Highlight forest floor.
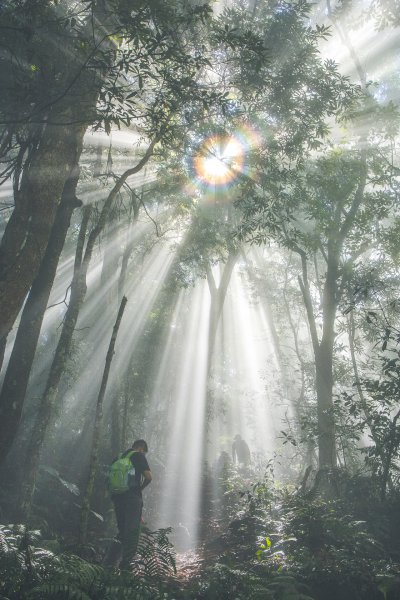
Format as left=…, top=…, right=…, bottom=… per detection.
left=175, top=549, right=204, bottom=583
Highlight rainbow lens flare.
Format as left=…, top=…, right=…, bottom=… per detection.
left=193, top=135, right=245, bottom=186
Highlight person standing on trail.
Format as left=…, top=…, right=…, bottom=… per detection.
left=216, top=450, right=232, bottom=476
left=232, top=434, right=251, bottom=466
left=109, top=439, right=152, bottom=568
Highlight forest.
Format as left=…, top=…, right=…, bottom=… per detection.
left=0, top=0, right=400, bottom=598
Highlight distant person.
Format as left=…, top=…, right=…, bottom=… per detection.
left=216, top=450, right=232, bottom=475
left=109, top=439, right=152, bottom=569
left=232, top=434, right=251, bottom=466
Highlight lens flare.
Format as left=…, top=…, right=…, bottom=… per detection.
left=193, top=135, right=245, bottom=186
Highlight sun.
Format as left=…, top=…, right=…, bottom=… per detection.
left=193, top=135, right=245, bottom=186
left=202, top=156, right=230, bottom=178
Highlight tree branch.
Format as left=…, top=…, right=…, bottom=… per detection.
left=339, top=155, right=367, bottom=242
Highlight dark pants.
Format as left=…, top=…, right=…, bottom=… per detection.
left=112, top=491, right=143, bottom=568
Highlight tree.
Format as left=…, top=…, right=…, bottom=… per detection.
left=238, top=126, right=399, bottom=469
left=0, top=157, right=83, bottom=460
left=206, top=0, right=366, bottom=469
left=18, top=141, right=158, bottom=508
left=79, top=295, right=127, bottom=544
left=174, top=200, right=240, bottom=375
left=0, top=0, right=216, bottom=363
left=0, top=0, right=235, bottom=464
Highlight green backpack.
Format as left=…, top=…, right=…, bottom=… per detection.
left=109, top=450, right=138, bottom=495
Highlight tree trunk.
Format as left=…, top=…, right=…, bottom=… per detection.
left=0, top=337, right=6, bottom=377
left=79, top=296, right=127, bottom=544
left=314, top=247, right=339, bottom=468
left=0, top=162, right=83, bottom=464
left=0, top=113, right=89, bottom=356
left=315, top=342, right=336, bottom=468
left=281, top=262, right=317, bottom=467
left=297, top=247, right=338, bottom=469
left=110, top=392, right=122, bottom=459
left=100, top=221, right=118, bottom=309
left=206, top=251, right=238, bottom=376
left=0, top=0, right=117, bottom=354
left=20, top=207, right=92, bottom=518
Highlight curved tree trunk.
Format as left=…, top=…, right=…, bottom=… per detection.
left=297, top=247, right=338, bottom=470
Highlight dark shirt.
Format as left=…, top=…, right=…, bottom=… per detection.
left=232, top=439, right=251, bottom=465
left=122, top=449, right=150, bottom=498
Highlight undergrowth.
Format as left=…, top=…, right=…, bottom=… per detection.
left=2, top=470, right=400, bottom=599
left=0, top=524, right=176, bottom=599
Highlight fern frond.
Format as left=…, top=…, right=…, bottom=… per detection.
left=26, top=582, right=92, bottom=599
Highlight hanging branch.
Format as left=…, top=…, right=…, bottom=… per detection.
left=79, top=295, right=128, bottom=544
left=139, top=196, right=161, bottom=237
left=81, top=134, right=160, bottom=271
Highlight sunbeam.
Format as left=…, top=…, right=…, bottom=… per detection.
left=1, top=0, right=400, bottom=594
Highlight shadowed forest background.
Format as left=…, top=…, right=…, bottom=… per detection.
left=1, top=0, right=400, bottom=598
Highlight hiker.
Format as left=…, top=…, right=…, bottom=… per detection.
left=216, top=450, right=232, bottom=476
left=110, top=439, right=152, bottom=568
left=232, top=434, right=251, bottom=466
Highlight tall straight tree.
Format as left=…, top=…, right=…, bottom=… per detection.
left=79, top=296, right=127, bottom=544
